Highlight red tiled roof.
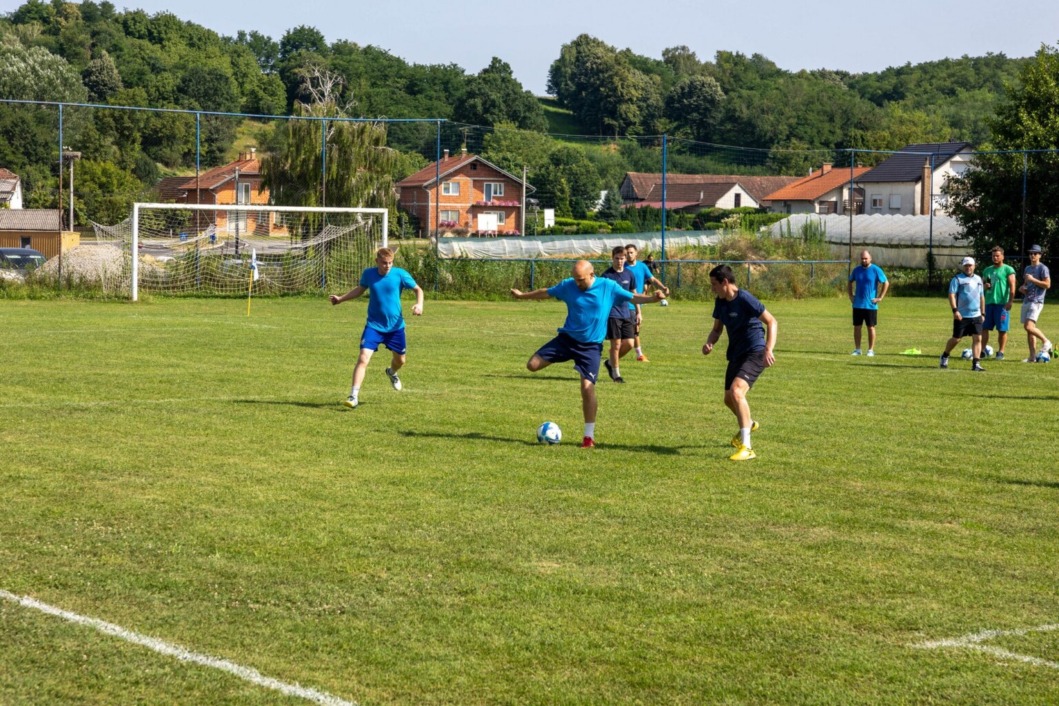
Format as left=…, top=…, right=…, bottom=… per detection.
left=765, top=165, right=871, bottom=202
left=155, top=176, right=190, bottom=202
left=0, top=168, right=17, bottom=180
left=399, top=154, right=479, bottom=187
left=178, top=157, right=261, bottom=191
left=641, top=182, right=738, bottom=205
left=623, top=172, right=799, bottom=204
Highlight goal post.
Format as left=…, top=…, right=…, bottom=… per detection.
left=126, top=203, right=388, bottom=301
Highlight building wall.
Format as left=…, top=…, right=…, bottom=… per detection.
left=0, top=231, right=79, bottom=259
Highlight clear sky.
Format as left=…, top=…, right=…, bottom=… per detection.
left=116, top=0, right=1057, bottom=95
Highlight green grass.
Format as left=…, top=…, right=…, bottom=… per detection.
left=1, top=296, right=1057, bottom=705
left=538, top=97, right=584, bottom=136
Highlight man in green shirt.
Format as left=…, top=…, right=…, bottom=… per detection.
left=981, top=245, right=1017, bottom=360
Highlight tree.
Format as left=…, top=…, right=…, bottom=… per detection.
left=0, top=42, right=88, bottom=102
left=453, top=57, right=547, bottom=131
left=946, top=44, right=1059, bottom=256
left=262, top=65, right=397, bottom=214
left=73, top=159, right=144, bottom=225
left=664, top=75, right=724, bottom=141
left=82, top=50, right=123, bottom=101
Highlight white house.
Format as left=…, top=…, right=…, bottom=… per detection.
left=0, top=168, right=24, bottom=209
left=856, top=142, right=974, bottom=216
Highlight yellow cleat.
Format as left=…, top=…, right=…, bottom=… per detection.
left=729, top=445, right=757, bottom=461
left=730, top=420, right=761, bottom=447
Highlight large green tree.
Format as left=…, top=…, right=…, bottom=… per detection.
left=946, top=44, right=1059, bottom=257
left=453, top=57, right=546, bottom=131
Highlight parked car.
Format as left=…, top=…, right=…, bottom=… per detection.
left=0, top=247, right=47, bottom=280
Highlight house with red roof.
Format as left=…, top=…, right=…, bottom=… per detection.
left=154, top=148, right=281, bottom=235
left=764, top=163, right=870, bottom=215
left=397, top=149, right=534, bottom=236
left=620, top=172, right=799, bottom=211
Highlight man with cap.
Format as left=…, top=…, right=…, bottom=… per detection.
left=940, top=256, right=986, bottom=371
left=1019, top=244, right=1052, bottom=362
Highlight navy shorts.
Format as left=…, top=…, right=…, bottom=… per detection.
left=725, top=350, right=767, bottom=391
left=534, top=332, right=603, bottom=383
left=852, top=308, right=878, bottom=327
left=952, top=316, right=984, bottom=339
left=607, top=317, right=636, bottom=340
left=360, top=325, right=407, bottom=354
left=983, top=304, right=1010, bottom=332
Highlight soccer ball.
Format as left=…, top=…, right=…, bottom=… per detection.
left=961, top=348, right=973, bottom=359
left=1037, top=351, right=1051, bottom=363
left=983, top=345, right=994, bottom=358
left=659, top=299, right=669, bottom=307
left=536, top=421, right=562, bottom=445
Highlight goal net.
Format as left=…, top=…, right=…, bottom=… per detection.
left=95, top=204, right=387, bottom=300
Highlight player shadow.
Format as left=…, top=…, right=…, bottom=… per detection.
left=991, top=476, right=1059, bottom=491
left=483, top=373, right=582, bottom=382
left=234, top=398, right=350, bottom=411
left=979, top=392, right=1059, bottom=401
left=401, top=430, right=682, bottom=455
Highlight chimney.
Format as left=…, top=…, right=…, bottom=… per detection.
left=461, top=147, right=467, bottom=155
left=443, top=149, right=449, bottom=159
left=921, top=158, right=931, bottom=215
left=821, top=163, right=832, bottom=174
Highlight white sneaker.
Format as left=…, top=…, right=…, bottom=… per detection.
left=851, top=349, right=862, bottom=356
left=385, top=367, right=402, bottom=391
left=1043, top=340, right=1053, bottom=354
left=343, top=395, right=358, bottom=408
left=866, top=349, right=875, bottom=357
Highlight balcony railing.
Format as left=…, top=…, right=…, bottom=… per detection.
left=473, top=199, right=520, bottom=207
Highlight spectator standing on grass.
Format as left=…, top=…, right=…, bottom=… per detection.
left=600, top=246, right=636, bottom=384
left=847, top=249, right=889, bottom=357
left=511, top=260, right=665, bottom=448
left=1019, top=244, right=1052, bottom=362
left=329, top=247, right=424, bottom=408
left=702, top=264, right=778, bottom=462
left=981, top=245, right=1017, bottom=360
left=940, top=257, right=986, bottom=372
left=625, top=244, right=670, bottom=362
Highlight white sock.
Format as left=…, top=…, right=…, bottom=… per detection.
left=635, top=346, right=643, bottom=356
left=351, top=385, right=360, bottom=397
left=613, top=366, right=621, bottom=377
left=740, top=427, right=751, bottom=448
left=584, top=422, right=595, bottom=439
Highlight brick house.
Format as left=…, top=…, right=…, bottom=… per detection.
left=764, top=163, right=871, bottom=215
left=397, top=149, right=534, bottom=236
left=154, top=148, right=283, bottom=235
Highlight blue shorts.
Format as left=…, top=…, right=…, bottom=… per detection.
left=983, top=303, right=1010, bottom=332
left=534, top=332, right=602, bottom=383
left=360, top=325, right=407, bottom=354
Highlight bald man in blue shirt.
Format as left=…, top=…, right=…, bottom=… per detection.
left=512, top=260, right=665, bottom=448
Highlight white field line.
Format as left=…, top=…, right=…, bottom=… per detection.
left=912, top=623, right=1059, bottom=670
left=0, top=589, right=357, bottom=706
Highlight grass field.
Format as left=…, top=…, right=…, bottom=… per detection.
left=1, top=295, right=1057, bottom=705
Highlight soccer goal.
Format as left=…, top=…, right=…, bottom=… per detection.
left=100, top=204, right=387, bottom=300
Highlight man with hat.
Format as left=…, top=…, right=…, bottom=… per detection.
left=1019, top=244, right=1052, bottom=362
left=939, top=256, right=986, bottom=371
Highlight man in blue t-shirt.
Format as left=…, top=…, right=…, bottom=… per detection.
left=512, top=260, right=665, bottom=448
left=939, top=256, right=985, bottom=371
left=329, top=247, right=424, bottom=408
left=624, top=244, right=670, bottom=362
left=847, top=250, right=889, bottom=357
left=600, top=246, right=636, bottom=383
left=1019, top=244, right=1052, bottom=361
left=702, top=265, right=778, bottom=462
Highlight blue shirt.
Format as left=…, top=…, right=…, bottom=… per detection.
left=849, top=263, right=888, bottom=310
left=600, top=266, right=635, bottom=319
left=1023, top=263, right=1050, bottom=304
left=548, top=277, right=635, bottom=344
left=712, top=289, right=767, bottom=361
left=949, top=272, right=984, bottom=318
left=360, top=266, right=418, bottom=333
left=626, top=260, right=652, bottom=311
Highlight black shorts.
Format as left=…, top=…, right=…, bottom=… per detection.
left=607, top=317, right=636, bottom=340
left=725, top=350, right=767, bottom=391
left=852, top=308, right=878, bottom=327
left=952, top=316, right=984, bottom=339
left=534, top=332, right=603, bottom=383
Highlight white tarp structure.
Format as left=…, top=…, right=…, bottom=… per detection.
left=769, top=214, right=971, bottom=268
left=436, top=232, right=721, bottom=259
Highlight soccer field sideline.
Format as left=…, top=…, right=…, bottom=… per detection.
left=1, top=296, right=1056, bottom=704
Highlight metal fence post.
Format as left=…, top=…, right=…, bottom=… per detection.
left=530, top=259, right=535, bottom=290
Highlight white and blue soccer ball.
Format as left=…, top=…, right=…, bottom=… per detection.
left=961, top=348, right=974, bottom=360
left=659, top=299, right=669, bottom=307
left=1037, top=351, right=1051, bottom=363
left=983, top=345, right=994, bottom=358
left=537, top=421, right=562, bottom=445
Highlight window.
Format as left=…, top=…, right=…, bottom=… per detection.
left=733, top=193, right=741, bottom=208
left=871, top=196, right=884, bottom=211
left=889, top=194, right=901, bottom=209
left=484, top=182, right=505, bottom=201
left=442, top=181, right=460, bottom=196
left=238, top=183, right=252, bottom=205
left=486, top=211, right=507, bottom=225
left=440, top=210, right=459, bottom=224
left=20, top=236, right=31, bottom=248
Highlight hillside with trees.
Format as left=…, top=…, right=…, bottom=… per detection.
left=0, top=0, right=1037, bottom=226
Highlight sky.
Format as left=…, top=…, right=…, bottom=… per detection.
left=114, top=0, right=1058, bottom=95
